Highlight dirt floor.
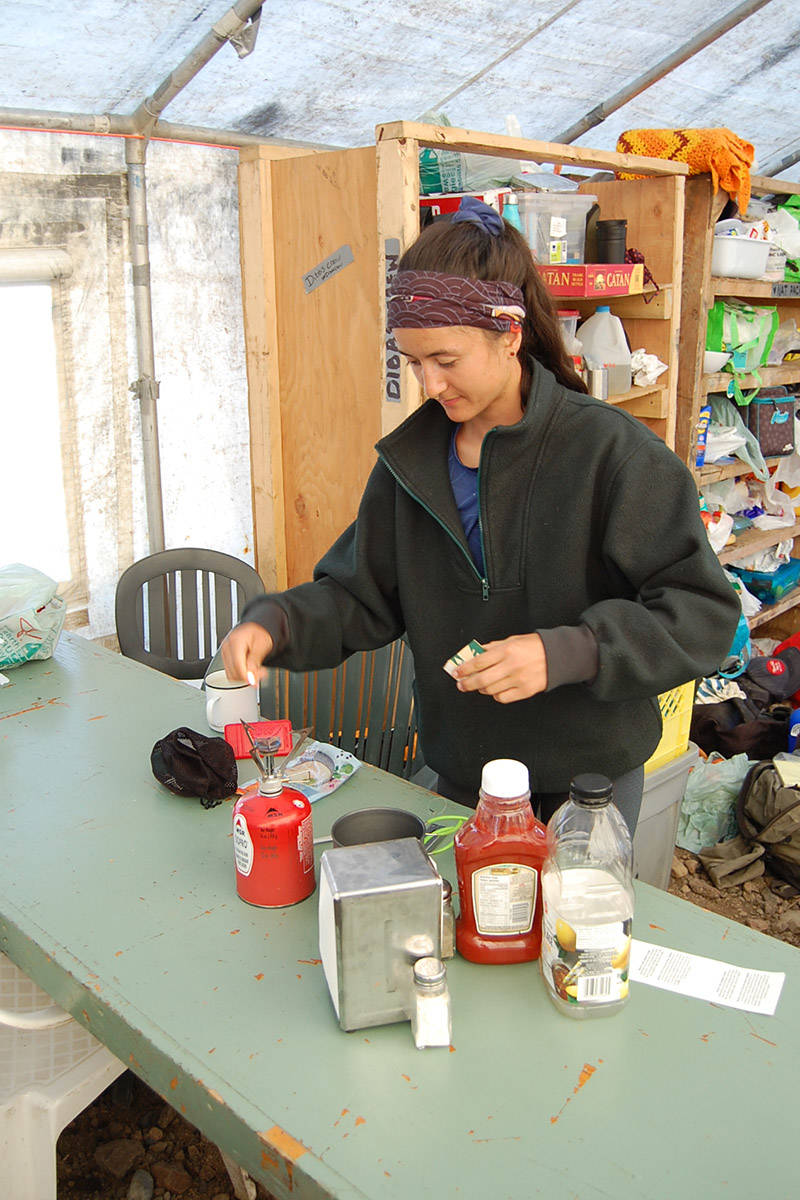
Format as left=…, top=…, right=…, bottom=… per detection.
left=56, top=848, right=800, bottom=1200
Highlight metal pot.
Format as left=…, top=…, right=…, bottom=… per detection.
left=327, top=807, right=425, bottom=848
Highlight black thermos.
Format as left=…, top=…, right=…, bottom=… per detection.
left=595, top=219, right=627, bottom=263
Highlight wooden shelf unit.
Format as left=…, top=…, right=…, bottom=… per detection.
left=238, top=122, right=688, bottom=588
left=676, top=173, right=800, bottom=640
left=717, top=520, right=800, bottom=566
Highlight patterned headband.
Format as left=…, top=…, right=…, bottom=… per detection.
left=387, top=269, right=526, bottom=333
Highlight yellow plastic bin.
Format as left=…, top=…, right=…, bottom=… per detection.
left=630, top=683, right=697, bottom=890
left=644, top=682, right=695, bottom=775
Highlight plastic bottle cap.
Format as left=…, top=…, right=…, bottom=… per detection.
left=481, top=758, right=530, bottom=798
left=596, top=305, right=611, bottom=313
left=569, top=772, right=613, bottom=806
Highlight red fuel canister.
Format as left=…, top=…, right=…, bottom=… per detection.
left=233, top=777, right=315, bottom=907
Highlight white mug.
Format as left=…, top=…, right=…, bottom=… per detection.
left=205, top=670, right=260, bottom=732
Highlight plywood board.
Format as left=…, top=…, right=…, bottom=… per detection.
left=377, top=134, right=423, bottom=434
left=579, top=175, right=684, bottom=448
left=238, top=150, right=295, bottom=588
left=377, top=122, right=689, bottom=177
left=675, top=176, right=717, bottom=468
left=270, top=147, right=381, bottom=586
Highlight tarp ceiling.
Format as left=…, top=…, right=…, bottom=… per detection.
left=2, top=0, right=799, bottom=179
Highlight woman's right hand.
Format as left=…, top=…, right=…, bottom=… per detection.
left=220, top=622, right=274, bottom=685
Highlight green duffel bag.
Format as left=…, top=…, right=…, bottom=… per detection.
left=706, top=298, right=779, bottom=405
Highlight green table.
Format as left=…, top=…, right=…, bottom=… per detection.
left=1, top=633, right=796, bottom=1199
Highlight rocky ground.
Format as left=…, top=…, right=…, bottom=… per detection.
left=668, top=845, right=800, bottom=945
left=56, top=849, right=799, bottom=1200
left=56, top=1076, right=276, bottom=1200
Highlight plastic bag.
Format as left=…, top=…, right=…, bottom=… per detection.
left=676, top=752, right=752, bottom=853
left=630, top=347, right=668, bottom=386
left=708, top=393, right=768, bottom=479
left=766, top=317, right=800, bottom=364
left=704, top=423, right=748, bottom=463
left=769, top=197, right=800, bottom=261
left=723, top=568, right=762, bottom=618
left=0, top=563, right=66, bottom=668
left=418, top=111, right=522, bottom=195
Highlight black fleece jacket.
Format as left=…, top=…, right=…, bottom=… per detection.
left=242, top=361, right=740, bottom=793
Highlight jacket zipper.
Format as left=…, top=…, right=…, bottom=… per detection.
left=380, top=456, right=491, bottom=600
left=475, top=455, right=489, bottom=600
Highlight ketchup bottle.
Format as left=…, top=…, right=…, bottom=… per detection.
left=454, top=759, right=547, bottom=963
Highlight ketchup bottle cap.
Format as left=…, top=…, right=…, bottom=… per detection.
left=481, top=758, right=530, bottom=799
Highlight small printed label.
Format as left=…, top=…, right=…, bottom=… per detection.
left=541, top=904, right=632, bottom=1007
left=298, top=812, right=314, bottom=873
left=549, top=216, right=567, bottom=237
left=629, top=940, right=785, bottom=1016
left=385, top=237, right=402, bottom=404
left=303, top=244, right=354, bottom=294
left=548, top=238, right=567, bottom=264
left=473, top=863, right=536, bottom=935
left=233, top=813, right=254, bottom=877
left=575, top=920, right=625, bottom=951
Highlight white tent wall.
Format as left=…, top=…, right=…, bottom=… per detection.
left=0, top=130, right=252, bottom=641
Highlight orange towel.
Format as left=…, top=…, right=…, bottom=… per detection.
left=616, top=127, right=755, bottom=215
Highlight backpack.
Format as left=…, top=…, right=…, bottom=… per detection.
left=736, top=760, right=800, bottom=890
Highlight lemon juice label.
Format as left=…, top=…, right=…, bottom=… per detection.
left=472, top=863, right=536, bottom=935
left=541, top=873, right=633, bottom=1006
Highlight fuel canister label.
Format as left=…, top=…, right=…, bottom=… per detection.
left=473, top=863, right=536, bottom=935
left=233, top=813, right=254, bottom=877
left=298, top=811, right=314, bottom=873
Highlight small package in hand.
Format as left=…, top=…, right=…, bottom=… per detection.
left=443, top=638, right=485, bottom=678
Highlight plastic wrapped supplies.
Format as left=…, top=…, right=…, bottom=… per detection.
left=707, top=394, right=768, bottom=479
left=630, top=347, right=668, bottom=387
left=676, top=752, right=751, bottom=853
left=0, top=564, right=66, bottom=668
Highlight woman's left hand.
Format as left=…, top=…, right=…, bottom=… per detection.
left=453, top=633, right=547, bottom=703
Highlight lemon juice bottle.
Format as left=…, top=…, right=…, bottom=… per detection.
left=540, top=774, right=634, bottom=1018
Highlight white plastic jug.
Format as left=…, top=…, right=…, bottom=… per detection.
left=576, top=306, right=632, bottom=395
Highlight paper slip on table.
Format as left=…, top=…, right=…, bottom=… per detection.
left=1, top=632, right=797, bottom=1200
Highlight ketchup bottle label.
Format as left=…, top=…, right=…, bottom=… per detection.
left=472, top=863, right=536, bottom=935
left=233, top=813, right=254, bottom=877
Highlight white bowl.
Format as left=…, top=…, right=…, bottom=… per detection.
left=704, top=350, right=732, bottom=373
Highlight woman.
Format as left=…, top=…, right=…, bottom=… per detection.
left=222, top=197, right=739, bottom=832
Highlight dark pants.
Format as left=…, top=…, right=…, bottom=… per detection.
left=436, top=764, right=645, bottom=838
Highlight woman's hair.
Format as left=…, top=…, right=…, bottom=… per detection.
left=397, top=217, right=587, bottom=397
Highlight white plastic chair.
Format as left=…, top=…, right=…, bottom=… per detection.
left=0, top=951, right=125, bottom=1200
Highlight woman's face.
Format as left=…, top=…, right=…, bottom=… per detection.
left=393, top=325, right=523, bottom=427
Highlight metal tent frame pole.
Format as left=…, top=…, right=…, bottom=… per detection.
left=759, top=145, right=800, bottom=179
left=553, top=0, right=774, bottom=145
left=125, top=137, right=165, bottom=553
left=122, top=0, right=266, bottom=553
left=0, top=106, right=330, bottom=151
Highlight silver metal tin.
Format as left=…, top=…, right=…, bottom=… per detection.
left=588, top=366, right=608, bottom=400
left=318, top=838, right=443, bottom=1031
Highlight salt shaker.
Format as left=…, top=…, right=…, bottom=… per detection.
left=411, top=957, right=452, bottom=1049
left=441, top=879, right=455, bottom=959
